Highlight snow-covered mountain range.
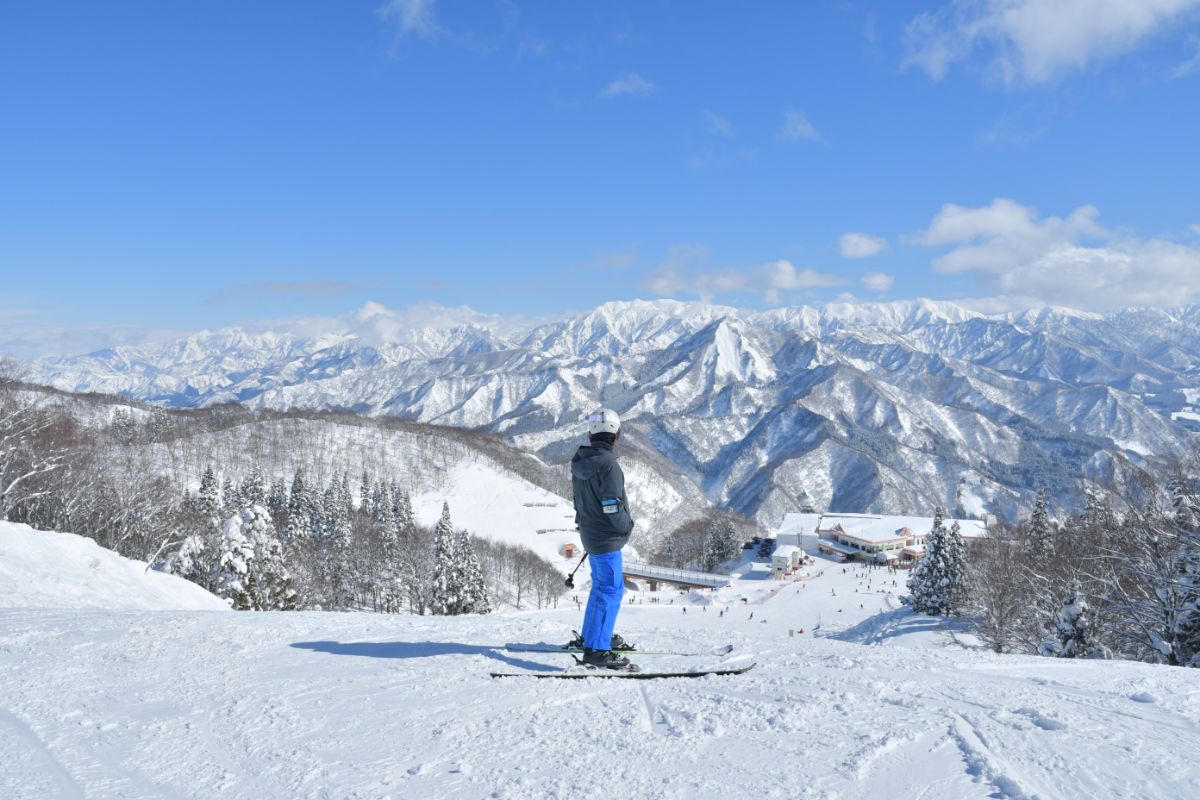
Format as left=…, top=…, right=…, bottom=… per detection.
left=27, top=299, right=1200, bottom=525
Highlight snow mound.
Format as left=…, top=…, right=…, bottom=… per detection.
left=0, top=522, right=228, bottom=611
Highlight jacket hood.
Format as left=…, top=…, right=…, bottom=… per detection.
left=571, top=442, right=615, bottom=480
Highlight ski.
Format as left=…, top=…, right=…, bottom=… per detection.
left=490, top=662, right=755, bottom=680
left=502, top=642, right=735, bottom=658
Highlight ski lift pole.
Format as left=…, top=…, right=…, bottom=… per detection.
left=565, top=552, right=589, bottom=589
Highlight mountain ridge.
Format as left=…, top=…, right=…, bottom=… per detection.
left=22, top=298, right=1200, bottom=526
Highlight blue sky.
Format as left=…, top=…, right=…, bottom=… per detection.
left=3, top=0, right=1200, bottom=351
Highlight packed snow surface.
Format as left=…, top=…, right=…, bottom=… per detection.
left=3, top=548, right=1199, bottom=799
left=0, top=523, right=227, bottom=611
left=411, top=461, right=581, bottom=568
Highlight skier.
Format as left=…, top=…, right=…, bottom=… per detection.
left=571, top=408, right=636, bottom=670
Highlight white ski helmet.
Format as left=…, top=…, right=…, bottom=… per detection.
left=587, top=408, right=621, bottom=436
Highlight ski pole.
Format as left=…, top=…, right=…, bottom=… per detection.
left=564, top=552, right=589, bottom=589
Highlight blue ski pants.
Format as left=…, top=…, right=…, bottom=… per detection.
left=581, top=549, right=625, bottom=650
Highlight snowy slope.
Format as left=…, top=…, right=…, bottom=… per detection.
left=0, top=522, right=227, bottom=611
left=2, top=562, right=1198, bottom=799
left=411, top=461, right=583, bottom=568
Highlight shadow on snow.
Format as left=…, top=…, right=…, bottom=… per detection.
left=290, top=640, right=556, bottom=672
left=826, top=608, right=948, bottom=646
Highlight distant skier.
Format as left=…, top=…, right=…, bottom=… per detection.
left=571, top=408, right=636, bottom=670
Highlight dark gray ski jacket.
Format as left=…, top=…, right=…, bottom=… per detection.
left=571, top=441, right=634, bottom=555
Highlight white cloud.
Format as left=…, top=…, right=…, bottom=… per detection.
left=839, top=232, right=888, bottom=258
left=705, top=110, right=734, bottom=137
left=904, top=0, right=1200, bottom=85
left=1175, top=35, right=1200, bottom=76
left=378, top=0, right=441, bottom=40
left=643, top=247, right=844, bottom=304
left=915, top=198, right=1200, bottom=309
left=1190, top=223, right=1200, bottom=236
left=861, top=272, right=896, bottom=293
left=516, top=37, right=550, bottom=59
left=779, top=110, right=823, bottom=143
left=601, top=73, right=656, bottom=98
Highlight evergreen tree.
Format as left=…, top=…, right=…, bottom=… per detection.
left=323, top=478, right=354, bottom=607
left=359, top=471, right=373, bottom=518
left=220, top=475, right=237, bottom=517
left=215, top=510, right=259, bottom=609
left=703, top=517, right=740, bottom=572
left=286, top=470, right=314, bottom=542
left=240, top=467, right=266, bottom=508
left=338, top=472, right=354, bottom=519
left=197, top=466, right=222, bottom=532
left=905, top=508, right=969, bottom=616
left=148, top=407, right=172, bottom=442
left=429, top=502, right=464, bottom=615
left=393, top=485, right=414, bottom=530
left=390, top=488, right=428, bottom=614
left=458, top=526, right=490, bottom=614
left=214, top=505, right=297, bottom=611
left=167, top=533, right=211, bottom=591
left=1024, top=486, right=1052, bottom=557
left=1039, top=581, right=1097, bottom=658
left=266, top=476, right=288, bottom=516
left=372, top=480, right=396, bottom=531
left=377, top=499, right=403, bottom=613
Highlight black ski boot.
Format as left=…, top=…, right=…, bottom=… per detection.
left=581, top=648, right=637, bottom=671
left=609, top=632, right=635, bottom=652
left=566, top=630, right=636, bottom=651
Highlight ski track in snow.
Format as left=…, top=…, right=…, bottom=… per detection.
left=4, top=563, right=1200, bottom=799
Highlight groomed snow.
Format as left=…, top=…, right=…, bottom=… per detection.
left=411, top=461, right=582, bottom=570
left=0, top=523, right=228, bottom=612
left=2, top=545, right=1199, bottom=798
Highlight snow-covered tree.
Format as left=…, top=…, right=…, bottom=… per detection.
left=1097, top=505, right=1199, bottom=666
left=266, top=476, right=288, bottom=517
left=371, top=480, right=396, bottom=532
left=1024, top=486, right=1052, bottom=557
left=393, top=490, right=431, bottom=614
left=322, top=478, right=355, bottom=607
left=359, top=471, right=372, bottom=518
left=905, top=508, right=969, bottom=616
left=703, top=517, right=740, bottom=572
left=167, top=533, right=211, bottom=591
left=429, top=502, right=462, bottom=615
left=458, top=525, right=490, bottom=614
left=967, top=524, right=1029, bottom=653
left=220, top=475, right=237, bottom=517
left=1170, top=478, right=1200, bottom=667
left=286, top=470, right=315, bottom=541
left=1178, top=542, right=1200, bottom=667
left=428, top=502, right=487, bottom=615
left=197, top=466, right=222, bottom=532
left=1040, top=581, right=1098, bottom=658
left=147, top=407, right=172, bottom=442
left=393, top=485, right=414, bottom=531
left=0, top=383, right=67, bottom=522
left=239, top=468, right=266, bottom=508
left=213, top=505, right=297, bottom=611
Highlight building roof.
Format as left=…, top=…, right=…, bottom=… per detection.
left=816, top=513, right=987, bottom=544
left=818, top=539, right=860, bottom=555
left=777, top=513, right=822, bottom=541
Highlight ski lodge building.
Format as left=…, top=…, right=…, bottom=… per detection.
left=779, top=512, right=987, bottom=564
